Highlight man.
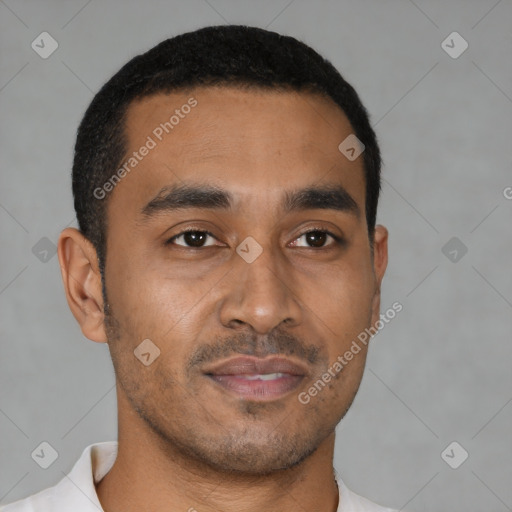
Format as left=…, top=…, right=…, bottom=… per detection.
left=2, top=25, right=397, bottom=511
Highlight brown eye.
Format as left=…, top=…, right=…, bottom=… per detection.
left=292, top=230, right=339, bottom=248
left=305, top=231, right=328, bottom=247
left=168, top=230, right=217, bottom=247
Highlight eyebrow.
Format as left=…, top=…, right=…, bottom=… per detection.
left=140, top=182, right=360, bottom=220
left=283, top=185, right=359, bottom=217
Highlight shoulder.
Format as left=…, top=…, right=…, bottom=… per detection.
left=337, top=477, right=400, bottom=512
left=0, top=441, right=118, bottom=512
left=0, top=485, right=55, bottom=512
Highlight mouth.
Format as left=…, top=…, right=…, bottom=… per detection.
left=202, top=356, right=308, bottom=401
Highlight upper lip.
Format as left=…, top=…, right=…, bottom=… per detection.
left=203, top=356, right=308, bottom=377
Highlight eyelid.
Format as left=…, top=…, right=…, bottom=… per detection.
left=166, top=228, right=221, bottom=247
left=291, top=226, right=342, bottom=248
left=296, top=225, right=340, bottom=238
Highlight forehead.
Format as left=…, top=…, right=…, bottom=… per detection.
left=110, top=86, right=365, bottom=217
left=124, top=85, right=353, bottom=153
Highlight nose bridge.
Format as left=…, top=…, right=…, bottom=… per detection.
left=220, top=238, right=302, bottom=333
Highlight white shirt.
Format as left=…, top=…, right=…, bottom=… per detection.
left=1, top=441, right=399, bottom=511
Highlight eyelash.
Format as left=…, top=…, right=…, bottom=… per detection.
left=166, top=227, right=343, bottom=249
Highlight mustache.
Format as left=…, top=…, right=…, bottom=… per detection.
left=186, top=328, right=324, bottom=371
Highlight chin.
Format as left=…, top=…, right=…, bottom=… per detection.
left=168, top=423, right=328, bottom=476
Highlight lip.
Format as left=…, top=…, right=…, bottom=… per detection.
left=204, top=356, right=308, bottom=377
left=203, top=356, right=308, bottom=401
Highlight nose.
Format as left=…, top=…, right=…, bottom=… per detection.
left=218, top=241, right=303, bottom=335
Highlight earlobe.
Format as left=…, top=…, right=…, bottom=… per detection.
left=57, top=227, right=108, bottom=343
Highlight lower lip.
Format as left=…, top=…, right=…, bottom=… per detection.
left=206, top=374, right=304, bottom=400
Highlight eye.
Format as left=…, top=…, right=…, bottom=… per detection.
left=291, top=229, right=341, bottom=248
left=167, top=229, right=219, bottom=248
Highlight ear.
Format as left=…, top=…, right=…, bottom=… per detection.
left=57, top=227, right=107, bottom=343
left=370, top=224, right=389, bottom=327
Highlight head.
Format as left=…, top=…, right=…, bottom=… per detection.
left=58, top=25, right=388, bottom=475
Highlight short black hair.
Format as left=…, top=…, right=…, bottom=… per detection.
left=72, top=24, right=381, bottom=278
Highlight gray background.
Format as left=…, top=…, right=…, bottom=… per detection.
left=1, top=1, right=511, bottom=510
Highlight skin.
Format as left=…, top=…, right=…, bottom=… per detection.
left=58, top=86, right=388, bottom=512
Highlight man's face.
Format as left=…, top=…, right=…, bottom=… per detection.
left=101, top=86, right=387, bottom=474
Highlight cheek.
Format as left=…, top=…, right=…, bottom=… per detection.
left=307, top=257, right=374, bottom=329
left=303, top=257, right=374, bottom=373
left=105, top=254, right=217, bottom=354
left=299, top=347, right=367, bottom=425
